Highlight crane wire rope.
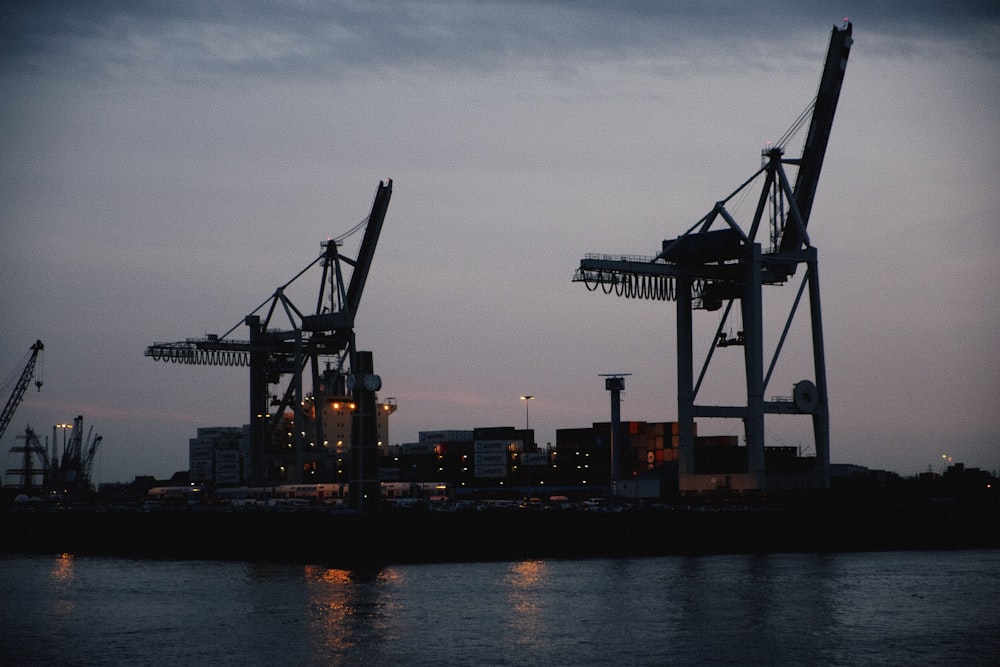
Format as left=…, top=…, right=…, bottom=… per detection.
left=147, top=346, right=249, bottom=366
left=578, top=269, right=707, bottom=302
left=332, top=214, right=371, bottom=243
left=150, top=212, right=377, bottom=364
left=775, top=97, right=816, bottom=151
left=727, top=172, right=757, bottom=219
left=205, top=212, right=374, bottom=342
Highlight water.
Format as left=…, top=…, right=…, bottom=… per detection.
left=2, top=550, right=998, bottom=666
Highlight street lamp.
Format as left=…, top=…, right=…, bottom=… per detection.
left=519, top=395, right=534, bottom=451
left=55, top=422, right=72, bottom=446
left=54, top=422, right=72, bottom=467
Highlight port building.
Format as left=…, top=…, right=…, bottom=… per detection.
left=189, top=407, right=819, bottom=496
left=188, top=399, right=396, bottom=486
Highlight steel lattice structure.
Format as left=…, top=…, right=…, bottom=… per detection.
left=147, top=180, right=392, bottom=486
left=574, top=23, right=852, bottom=491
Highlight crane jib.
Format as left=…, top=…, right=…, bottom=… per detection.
left=0, top=340, right=44, bottom=444
left=781, top=21, right=853, bottom=254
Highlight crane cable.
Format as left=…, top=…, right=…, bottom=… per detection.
left=775, top=97, right=816, bottom=151
left=332, top=214, right=371, bottom=243
left=580, top=270, right=679, bottom=301
left=148, top=346, right=249, bottom=366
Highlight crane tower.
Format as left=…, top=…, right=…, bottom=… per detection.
left=146, top=180, right=392, bottom=487
left=574, top=23, right=852, bottom=492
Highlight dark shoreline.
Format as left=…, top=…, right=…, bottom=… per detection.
left=3, top=498, right=997, bottom=569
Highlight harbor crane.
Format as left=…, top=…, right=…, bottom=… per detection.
left=6, top=416, right=103, bottom=495
left=574, top=22, right=852, bottom=491
left=55, top=415, right=103, bottom=494
left=146, top=180, right=392, bottom=487
left=0, top=340, right=43, bottom=448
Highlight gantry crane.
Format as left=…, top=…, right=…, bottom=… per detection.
left=574, top=23, right=852, bottom=491
left=146, top=180, right=392, bottom=487
left=0, top=340, right=43, bottom=448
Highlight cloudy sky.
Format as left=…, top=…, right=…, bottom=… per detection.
left=2, top=2, right=998, bottom=484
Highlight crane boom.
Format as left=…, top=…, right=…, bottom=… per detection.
left=780, top=21, right=853, bottom=253
left=346, top=179, right=392, bottom=317
left=0, top=340, right=43, bottom=444
left=81, top=433, right=102, bottom=480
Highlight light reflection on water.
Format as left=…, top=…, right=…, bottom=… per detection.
left=48, top=552, right=77, bottom=617
left=0, top=550, right=997, bottom=666
left=506, top=559, right=547, bottom=648
left=50, top=552, right=75, bottom=582
left=301, top=564, right=403, bottom=661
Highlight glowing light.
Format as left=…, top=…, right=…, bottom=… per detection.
left=51, top=553, right=74, bottom=583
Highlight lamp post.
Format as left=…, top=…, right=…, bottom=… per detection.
left=519, top=395, right=534, bottom=451
left=54, top=422, right=72, bottom=457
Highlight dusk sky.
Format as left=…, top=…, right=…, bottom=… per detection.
left=2, top=2, right=998, bottom=484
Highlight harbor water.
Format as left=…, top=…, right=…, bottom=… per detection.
left=2, top=550, right=998, bottom=666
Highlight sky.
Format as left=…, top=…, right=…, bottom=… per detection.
left=2, top=1, right=999, bottom=484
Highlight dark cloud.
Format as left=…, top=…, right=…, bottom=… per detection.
left=3, top=1, right=997, bottom=84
